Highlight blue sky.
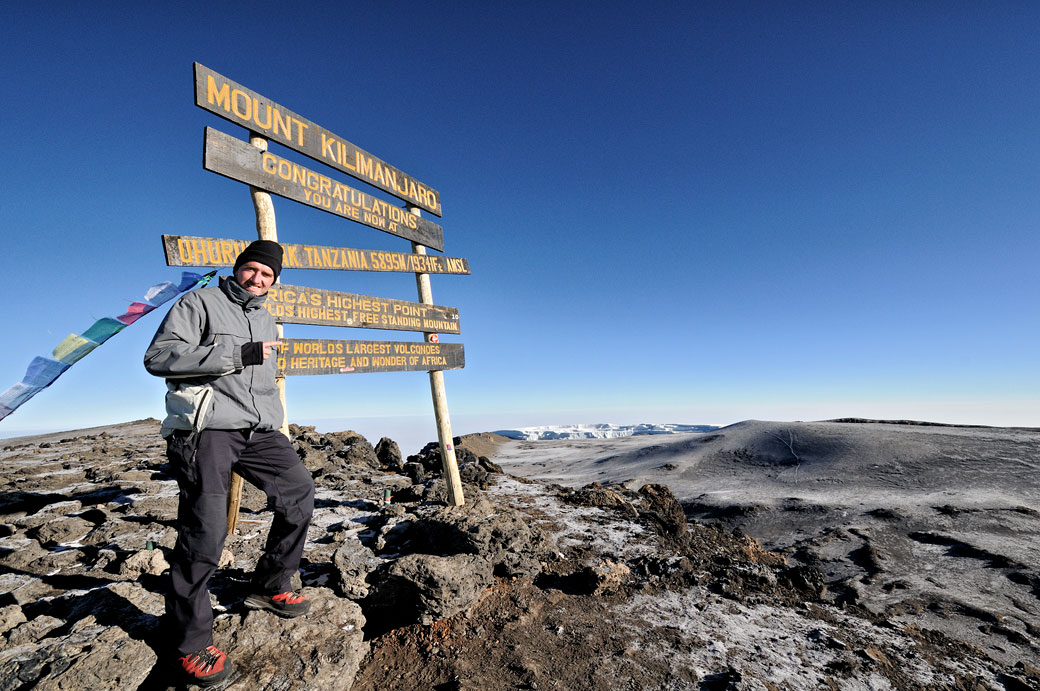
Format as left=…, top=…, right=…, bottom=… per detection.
left=2, top=2, right=1038, bottom=451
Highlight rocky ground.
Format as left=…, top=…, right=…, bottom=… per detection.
left=494, top=419, right=1040, bottom=679
left=0, top=418, right=1038, bottom=690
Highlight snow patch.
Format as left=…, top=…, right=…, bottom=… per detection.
left=494, top=423, right=719, bottom=441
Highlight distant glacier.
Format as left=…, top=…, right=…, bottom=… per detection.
left=493, top=423, right=720, bottom=441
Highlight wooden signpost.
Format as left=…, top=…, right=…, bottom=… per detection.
left=162, top=235, right=470, bottom=275
left=183, top=64, right=468, bottom=528
left=265, top=284, right=460, bottom=334
left=225, top=133, right=286, bottom=529
left=194, top=63, right=442, bottom=216
left=203, top=128, right=445, bottom=250
left=277, top=339, right=465, bottom=376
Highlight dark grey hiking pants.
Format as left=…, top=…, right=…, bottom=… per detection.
left=165, top=429, right=314, bottom=655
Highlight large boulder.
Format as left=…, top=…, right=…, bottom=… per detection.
left=405, top=441, right=503, bottom=486
left=2, top=575, right=55, bottom=607
left=404, top=462, right=425, bottom=485
left=367, top=553, right=495, bottom=628
left=374, top=437, right=404, bottom=472
left=333, top=538, right=381, bottom=600
left=118, top=548, right=170, bottom=578
left=0, top=604, right=26, bottom=636
left=0, top=539, right=50, bottom=574
left=27, top=516, right=94, bottom=547
left=20, top=580, right=164, bottom=642
left=296, top=429, right=382, bottom=477
left=0, top=617, right=156, bottom=690
left=406, top=441, right=444, bottom=474
left=218, top=586, right=367, bottom=690
left=6, top=614, right=65, bottom=647
left=561, top=482, right=639, bottom=517
left=458, top=461, right=489, bottom=489
left=121, top=494, right=178, bottom=524
left=407, top=497, right=555, bottom=578
left=83, top=516, right=167, bottom=551
left=636, top=483, right=688, bottom=539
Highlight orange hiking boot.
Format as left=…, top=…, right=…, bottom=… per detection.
left=244, top=590, right=311, bottom=618
left=178, top=645, right=233, bottom=687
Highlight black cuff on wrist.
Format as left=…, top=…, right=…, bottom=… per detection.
left=241, top=341, right=264, bottom=366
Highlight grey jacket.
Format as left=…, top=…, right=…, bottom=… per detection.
left=144, top=276, right=282, bottom=437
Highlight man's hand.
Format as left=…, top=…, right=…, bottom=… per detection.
left=241, top=341, right=282, bottom=367
left=260, top=341, right=282, bottom=361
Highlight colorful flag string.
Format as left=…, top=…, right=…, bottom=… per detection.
left=0, top=270, right=217, bottom=423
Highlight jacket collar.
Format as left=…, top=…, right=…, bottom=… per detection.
left=219, top=275, right=268, bottom=310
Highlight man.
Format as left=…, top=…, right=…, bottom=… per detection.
left=145, top=240, right=314, bottom=687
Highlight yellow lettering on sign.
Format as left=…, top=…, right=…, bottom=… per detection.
left=253, top=103, right=272, bottom=130
left=176, top=237, right=248, bottom=267
left=264, top=151, right=416, bottom=227
left=219, top=241, right=236, bottom=264
left=202, top=70, right=438, bottom=213
left=176, top=238, right=193, bottom=264
left=345, top=342, right=391, bottom=355
left=383, top=314, right=421, bottom=328
left=355, top=152, right=375, bottom=180
left=207, top=76, right=230, bottom=111
left=262, top=153, right=276, bottom=174
left=292, top=118, right=308, bottom=146
left=371, top=355, right=407, bottom=367
left=273, top=109, right=293, bottom=141
left=423, top=319, right=458, bottom=332
left=340, top=141, right=356, bottom=171
left=206, top=74, right=308, bottom=146
left=231, top=89, right=251, bottom=121
left=392, top=303, right=429, bottom=318
left=290, top=341, right=344, bottom=356
left=321, top=133, right=336, bottom=161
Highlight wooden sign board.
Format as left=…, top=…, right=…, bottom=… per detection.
left=267, top=284, right=460, bottom=334
left=204, top=128, right=445, bottom=250
left=277, top=339, right=464, bottom=375
left=162, top=235, right=469, bottom=274
left=194, top=63, right=442, bottom=217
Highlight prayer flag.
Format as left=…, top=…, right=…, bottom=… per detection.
left=0, top=270, right=218, bottom=422
left=53, top=334, right=99, bottom=365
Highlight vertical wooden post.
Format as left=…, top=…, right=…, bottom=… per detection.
left=227, top=133, right=290, bottom=535
left=247, top=134, right=290, bottom=438
left=409, top=206, right=465, bottom=506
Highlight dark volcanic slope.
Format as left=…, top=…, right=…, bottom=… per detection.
left=495, top=419, right=1040, bottom=667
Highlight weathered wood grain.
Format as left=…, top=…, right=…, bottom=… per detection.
left=194, top=63, right=442, bottom=216
left=162, top=235, right=469, bottom=274
left=266, top=284, right=460, bottom=334
left=204, top=127, right=445, bottom=250
left=277, top=339, right=464, bottom=375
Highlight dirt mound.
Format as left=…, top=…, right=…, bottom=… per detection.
left=455, top=432, right=510, bottom=458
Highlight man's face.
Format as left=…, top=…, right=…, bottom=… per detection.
left=235, top=261, right=276, bottom=296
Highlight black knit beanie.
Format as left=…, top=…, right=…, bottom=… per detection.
left=233, top=240, right=283, bottom=279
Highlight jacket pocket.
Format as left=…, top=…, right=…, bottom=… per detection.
left=161, top=383, right=215, bottom=437
left=207, top=328, right=249, bottom=350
